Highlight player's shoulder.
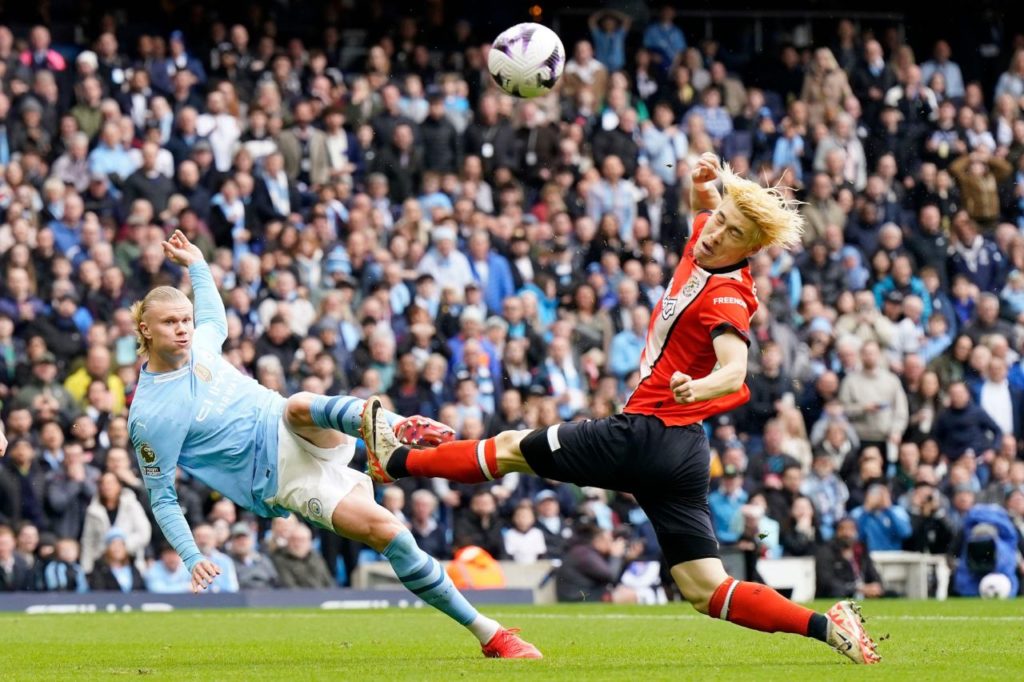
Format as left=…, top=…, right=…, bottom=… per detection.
left=704, top=269, right=757, bottom=306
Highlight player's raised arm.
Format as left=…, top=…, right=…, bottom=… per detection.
left=162, top=229, right=228, bottom=343
left=690, top=152, right=723, bottom=213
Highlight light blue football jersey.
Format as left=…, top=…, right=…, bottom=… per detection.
left=128, top=263, right=288, bottom=519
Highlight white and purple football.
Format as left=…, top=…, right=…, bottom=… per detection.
left=487, top=22, right=565, bottom=98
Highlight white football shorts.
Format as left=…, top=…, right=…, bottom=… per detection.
left=264, top=418, right=372, bottom=529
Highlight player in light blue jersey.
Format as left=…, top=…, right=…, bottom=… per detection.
left=126, top=230, right=541, bottom=659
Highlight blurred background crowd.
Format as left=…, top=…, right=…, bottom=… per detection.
left=0, top=1, right=1023, bottom=601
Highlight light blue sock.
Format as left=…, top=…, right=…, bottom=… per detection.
left=382, top=530, right=479, bottom=627
left=309, top=395, right=399, bottom=439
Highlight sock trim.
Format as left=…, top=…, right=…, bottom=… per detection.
left=476, top=441, right=494, bottom=481
left=719, top=578, right=740, bottom=621
left=410, top=572, right=447, bottom=596
left=398, top=559, right=434, bottom=584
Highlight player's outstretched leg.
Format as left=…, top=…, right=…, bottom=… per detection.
left=331, top=488, right=541, bottom=659
left=292, top=393, right=454, bottom=447
left=673, top=559, right=881, bottom=664
left=361, top=396, right=522, bottom=484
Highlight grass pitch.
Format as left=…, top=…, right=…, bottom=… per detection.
left=2, top=599, right=1022, bottom=680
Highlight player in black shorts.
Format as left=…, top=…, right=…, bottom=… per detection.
left=361, top=154, right=880, bottom=664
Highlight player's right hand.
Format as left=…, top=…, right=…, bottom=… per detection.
left=691, top=152, right=721, bottom=185
left=670, top=371, right=697, bottom=404
left=191, top=559, right=222, bottom=593
left=162, top=229, right=204, bottom=267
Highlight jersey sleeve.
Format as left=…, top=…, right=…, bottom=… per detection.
left=130, top=407, right=202, bottom=572
left=189, top=261, right=228, bottom=353
left=698, top=282, right=753, bottom=346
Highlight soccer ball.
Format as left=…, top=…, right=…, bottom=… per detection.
left=979, top=572, right=1013, bottom=599
left=487, top=22, right=565, bottom=98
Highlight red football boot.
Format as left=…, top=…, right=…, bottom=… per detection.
left=481, top=628, right=543, bottom=659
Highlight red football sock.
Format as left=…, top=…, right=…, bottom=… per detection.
left=707, top=577, right=815, bottom=636
left=404, top=439, right=500, bottom=483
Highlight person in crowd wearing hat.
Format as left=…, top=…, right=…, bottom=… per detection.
left=270, top=522, right=334, bottom=589
left=227, top=521, right=279, bottom=589
left=709, top=464, right=749, bottom=545
left=144, top=542, right=193, bottom=593
left=124, top=231, right=537, bottom=656
left=365, top=152, right=881, bottom=663
left=532, top=489, right=573, bottom=559
left=87, top=527, right=145, bottom=592
left=11, top=351, right=79, bottom=419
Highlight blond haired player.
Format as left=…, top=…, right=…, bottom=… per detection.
left=123, top=230, right=540, bottom=659
left=362, top=154, right=881, bottom=664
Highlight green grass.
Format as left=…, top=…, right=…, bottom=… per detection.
left=2, top=600, right=1023, bottom=680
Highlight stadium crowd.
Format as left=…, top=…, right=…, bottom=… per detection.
left=0, top=3, right=1023, bottom=600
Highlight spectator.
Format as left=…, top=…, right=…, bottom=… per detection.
left=850, top=484, right=913, bottom=551
left=642, top=5, right=686, bottom=76
left=933, top=382, right=1001, bottom=461
left=503, top=501, right=547, bottom=564
left=409, top=490, right=448, bottom=559
left=0, top=524, right=32, bottom=591
left=920, top=40, right=965, bottom=101
left=87, top=528, right=145, bottom=592
left=2, top=438, right=48, bottom=529
left=838, top=340, right=909, bottom=454
left=41, top=537, right=88, bottom=592
left=814, top=517, right=884, bottom=599
left=45, top=439, right=100, bottom=539
left=80, top=472, right=152, bottom=574
left=272, top=523, right=335, bottom=588
left=145, top=543, right=193, bottom=593
left=227, top=522, right=279, bottom=589
left=454, top=490, right=505, bottom=559
left=709, top=464, right=748, bottom=544
left=556, top=523, right=640, bottom=603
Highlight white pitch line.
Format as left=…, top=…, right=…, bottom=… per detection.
left=489, top=612, right=1024, bottom=623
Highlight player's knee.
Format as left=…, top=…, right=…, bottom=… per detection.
left=494, top=429, right=533, bottom=473
left=284, top=393, right=315, bottom=427
left=367, top=515, right=405, bottom=552
left=670, top=562, right=724, bottom=616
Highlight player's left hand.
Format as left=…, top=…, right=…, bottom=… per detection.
left=394, top=416, right=456, bottom=447
left=191, top=559, right=222, bottom=593
left=162, top=229, right=204, bottom=267
left=670, top=371, right=698, bottom=404
left=691, top=152, right=721, bottom=185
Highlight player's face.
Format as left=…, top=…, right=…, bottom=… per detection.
left=143, top=300, right=195, bottom=366
left=695, top=198, right=758, bottom=268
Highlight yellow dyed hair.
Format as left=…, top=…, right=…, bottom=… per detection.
left=129, top=286, right=191, bottom=356
left=717, top=163, right=805, bottom=251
